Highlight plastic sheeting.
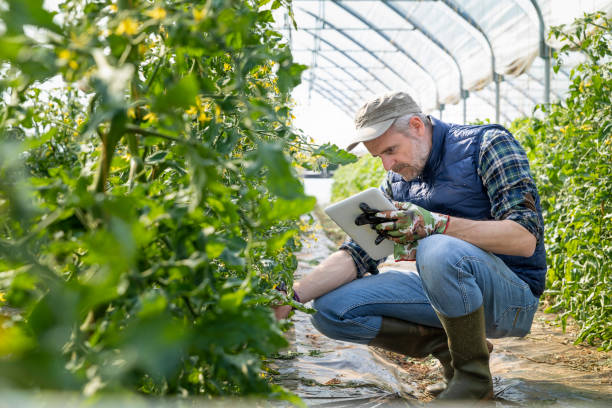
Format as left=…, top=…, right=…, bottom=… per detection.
left=270, top=213, right=612, bottom=406
left=276, top=0, right=612, bottom=122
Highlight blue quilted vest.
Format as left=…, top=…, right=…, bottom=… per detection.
left=387, top=117, right=547, bottom=297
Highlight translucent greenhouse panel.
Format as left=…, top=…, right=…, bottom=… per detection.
left=542, top=0, right=612, bottom=48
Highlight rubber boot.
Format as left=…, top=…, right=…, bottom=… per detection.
left=425, top=340, right=494, bottom=396
left=369, top=316, right=449, bottom=358
left=369, top=317, right=452, bottom=394
left=435, top=305, right=493, bottom=400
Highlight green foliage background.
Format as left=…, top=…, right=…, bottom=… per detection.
left=331, top=154, right=385, bottom=203
left=509, top=13, right=611, bottom=350
left=331, top=14, right=611, bottom=350
left=0, top=0, right=352, bottom=400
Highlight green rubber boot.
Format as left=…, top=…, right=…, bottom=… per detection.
left=435, top=305, right=493, bottom=400
left=368, top=317, right=452, bottom=390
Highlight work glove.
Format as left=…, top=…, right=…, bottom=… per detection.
left=355, top=201, right=449, bottom=261
left=375, top=201, right=449, bottom=245
left=354, top=202, right=421, bottom=261
left=355, top=202, right=391, bottom=245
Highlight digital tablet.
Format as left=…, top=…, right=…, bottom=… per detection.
left=324, top=187, right=396, bottom=260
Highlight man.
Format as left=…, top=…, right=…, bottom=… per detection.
left=275, top=92, right=546, bottom=400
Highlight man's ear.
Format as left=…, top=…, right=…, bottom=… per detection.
left=409, top=115, right=425, bottom=135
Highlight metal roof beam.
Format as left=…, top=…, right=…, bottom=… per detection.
left=381, top=0, right=466, bottom=123
left=292, top=48, right=407, bottom=54
left=303, top=43, right=379, bottom=94
left=528, top=0, right=551, bottom=106
left=315, top=71, right=370, bottom=103
left=302, top=28, right=393, bottom=92
left=312, top=83, right=358, bottom=117
left=326, top=2, right=440, bottom=107
left=470, top=93, right=512, bottom=123
left=440, top=0, right=500, bottom=123
left=503, top=78, right=539, bottom=105
left=300, top=7, right=426, bottom=105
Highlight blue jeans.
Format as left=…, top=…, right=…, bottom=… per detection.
left=311, top=235, right=540, bottom=344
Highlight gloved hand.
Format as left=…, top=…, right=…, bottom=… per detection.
left=394, top=241, right=418, bottom=261
left=354, top=202, right=422, bottom=261
left=374, top=201, right=449, bottom=245
left=355, top=202, right=391, bottom=245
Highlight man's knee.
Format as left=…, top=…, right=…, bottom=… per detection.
left=416, top=235, right=474, bottom=285
left=310, top=293, right=343, bottom=337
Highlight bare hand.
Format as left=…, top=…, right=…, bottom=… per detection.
left=273, top=304, right=293, bottom=320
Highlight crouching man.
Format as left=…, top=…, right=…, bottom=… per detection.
left=275, top=92, right=546, bottom=401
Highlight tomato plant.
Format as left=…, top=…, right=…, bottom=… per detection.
left=0, top=0, right=352, bottom=399
left=511, top=12, right=611, bottom=350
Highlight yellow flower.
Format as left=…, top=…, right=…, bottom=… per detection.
left=223, top=62, right=232, bottom=72
left=299, top=224, right=309, bottom=232
left=76, top=117, right=84, bottom=126
left=186, top=106, right=198, bottom=115
left=69, top=60, right=78, bottom=70
left=58, top=49, right=72, bottom=60
left=321, top=163, right=328, bottom=169
left=127, top=108, right=136, bottom=118
left=146, top=7, right=167, bottom=20
left=193, top=8, right=207, bottom=22
left=143, top=112, right=158, bottom=123
left=214, top=105, right=222, bottom=123
left=0, top=292, right=5, bottom=302
left=109, top=4, right=118, bottom=12
left=198, top=112, right=211, bottom=122
left=116, top=18, right=140, bottom=36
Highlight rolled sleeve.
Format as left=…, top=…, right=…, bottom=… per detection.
left=478, top=129, right=543, bottom=243
left=339, top=240, right=384, bottom=279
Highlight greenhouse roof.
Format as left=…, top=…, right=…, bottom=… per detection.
left=276, top=0, right=612, bottom=125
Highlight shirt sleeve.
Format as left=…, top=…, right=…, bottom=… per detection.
left=478, top=128, right=543, bottom=244
left=339, top=240, right=384, bottom=278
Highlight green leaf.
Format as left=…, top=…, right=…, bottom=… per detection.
left=218, top=289, right=247, bottom=312
left=266, top=229, right=297, bottom=253
left=256, top=143, right=305, bottom=199
left=2, top=0, right=62, bottom=35
left=154, top=74, right=199, bottom=112
left=313, top=143, right=358, bottom=165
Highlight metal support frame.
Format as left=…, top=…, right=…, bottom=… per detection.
left=310, top=51, right=379, bottom=95
left=315, top=80, right=361, bottom=112
left=524, top=71, right=563, bottom=101
left=440, top=0, right=500, bottom=123
left=381, top=0, right=466, bottom=123
left=529, top=0, right=551, bottom=106
left=301, top=8, right=424, bottom=100
left=504, top=77, right=539, bottom=105
left=328, top=2, right=440, bottom=108
left=312, top=85, right=356, bottom=118
left=315, top=70, right=372, bottom=105
left=302, top=28, right=392, bottom=92
left=470, top=92, right=512, bottom=123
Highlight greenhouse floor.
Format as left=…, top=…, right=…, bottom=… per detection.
left=270, top=223, right=612, bottom=407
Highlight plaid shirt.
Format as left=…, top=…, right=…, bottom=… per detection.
left=340, top=127, right=542, bottom=279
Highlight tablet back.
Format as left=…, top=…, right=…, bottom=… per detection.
left=324, top=187, right=396, bottom=260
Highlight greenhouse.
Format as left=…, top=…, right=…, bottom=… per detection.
left=279, top=0, right=610, bottom=125
left=0, top=1, right=610, bottom=406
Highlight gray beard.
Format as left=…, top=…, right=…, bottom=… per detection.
left=393, top=163, right=424, bottom=181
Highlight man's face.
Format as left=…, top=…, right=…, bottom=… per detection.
left=363, top=119, right=432, bottom=181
